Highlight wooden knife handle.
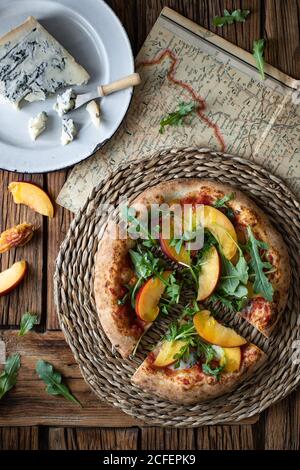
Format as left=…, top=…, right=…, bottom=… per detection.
left=97, top=73, right=141, bottom=97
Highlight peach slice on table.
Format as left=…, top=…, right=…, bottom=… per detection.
left=222, top=347, right=242, bottom=373
left=153, top=339, right=187, bottom=367
left=135, top=271, right=172, bottom=322
left=0, top=260, right=27, bottom=296
left=197, top=245, right=220, bottom=301
left=193, top=310, right=247, bottom=348
left=8, top=182, right=54, bottom=218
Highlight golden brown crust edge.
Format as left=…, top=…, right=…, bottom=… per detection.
left=131, top=344, right=267, bottom=405
left=133, top=178, right=291, bottom=336
left=94, top=178, right=291, bottom=358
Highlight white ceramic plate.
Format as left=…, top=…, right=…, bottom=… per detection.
left=0, top=0, right=134, bottom=173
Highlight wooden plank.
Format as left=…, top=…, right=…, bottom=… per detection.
left=196, top=425, right=254, bottom=449
left=0, top=426, right=39, bottom=450
left=0, top=172, right=44, bottom=326
left=262, top=0, right=300, bottom=451
left=265, top=0, right=300, bottom=78
left=0, top=330, right=141, bottom=427
left=211, top=0, right=261, bottom=52
left=48, top=427, right=139, bottom=450
left=46, top=171, right=73, bottom=330
left=0, top=329, right=259, bottom=427
left=264, top=390, right=300, bottom=450
left=141, top=428, right=195, bottom=450
left=107, top=0, right=138, bottom=54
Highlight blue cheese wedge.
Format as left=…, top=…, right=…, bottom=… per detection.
left=61, top=118, right=77, bottom=145
left=28, top=111, right=48, bottom=140
left=0, top=16, right=90, bottom=108
left=54, top=88, right=76, bottom=116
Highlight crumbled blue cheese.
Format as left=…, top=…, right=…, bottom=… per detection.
left=86, top=100, right=100, bottom=128
left=0, top=16, right=89, bottom=108
left=54, top=88, right=76, bottom=116
left=61, top=118, right=77, bottom=145
left=28, top=111, right=48, bottom=140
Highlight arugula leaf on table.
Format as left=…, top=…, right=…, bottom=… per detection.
left=246, top=227, right=274, bottom=301
left=0, top=353, right=20, bottom=400
left=253, top=39, right=265, bottom=80
left=159, top=102, right=197, bottom=134
left=213, top=9, right=250, bottom=27
left=36, top=360, right=81, bottom=407
left=18, top=312, right=38, bottom=336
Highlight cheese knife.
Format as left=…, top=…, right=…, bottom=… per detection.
left=74, top=73, right=141, bottom=110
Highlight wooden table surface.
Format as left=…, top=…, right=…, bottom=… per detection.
left=0, top=0, right=299, bottom=451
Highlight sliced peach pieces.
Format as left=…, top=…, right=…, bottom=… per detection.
left=222, top=347, right=242, bottom=373
left=0, top=260, right=27, bottom=296
left=193, top=310, right=247, bottom=348
left=197, top=245, right=220, bottom=301
left=8, top=182, right=54, bottom=218
left=159, top=218, right=191, bottom=266
left=153, top=339, right=187, bottom=367
left=135, top=271, right=172, bottom=323
left=203, top=206, right=237, bottom=260
left=185, top=205, right=237, bottom=260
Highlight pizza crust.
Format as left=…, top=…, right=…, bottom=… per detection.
left=94, top=178, right=290, bottom=360
left=132, top=343, right=267, bottom=404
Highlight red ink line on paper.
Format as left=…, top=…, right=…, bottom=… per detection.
left=137, top=48, right=226, bottom=152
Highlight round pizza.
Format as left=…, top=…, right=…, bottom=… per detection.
left=94, top=179, right=290, bottom=404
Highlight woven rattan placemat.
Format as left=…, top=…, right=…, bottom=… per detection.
left=54, top=148, right=300, bottom=427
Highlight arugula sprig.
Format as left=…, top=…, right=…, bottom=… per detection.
left=121, top=206, right=157, bottom=247
left=246, top=227, right=274, bottom=301
left=214, top=193, right=235, bottom=220
left=18, top=312, right=38, bottom=336
left=159, top=102, right=198, bottom=134
left=165, top=320, right=224, bottom=379
left=129, top=243, right=182, bottom=313
left=0, top=353, right=20, bottom=400
left=213, top=9, right=250, bottom=27
left=253, top=39, right=265, bottom=80
left=36, top=360, right=81, bottom=407
left=180, top=300, right=200, bottom=319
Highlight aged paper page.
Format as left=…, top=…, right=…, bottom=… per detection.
left=57, top=7, right=300, bottom=212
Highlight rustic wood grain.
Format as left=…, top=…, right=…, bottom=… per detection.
left=0, top=172, right=44, bottom=326
left=265, top=0, right=300, bottom=78
left=196, top=425, right=254, bottom=450
left=0, top=426, right=39, bottom=450
left=48, top=427, right=139, bottom=450
left=262, top=0, right=300, bottom=451
left=141, top=428, right=195, bottom=450
left=46, top=171, right=73, bottom=330
left=0, top=330, right=142, bottom=427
